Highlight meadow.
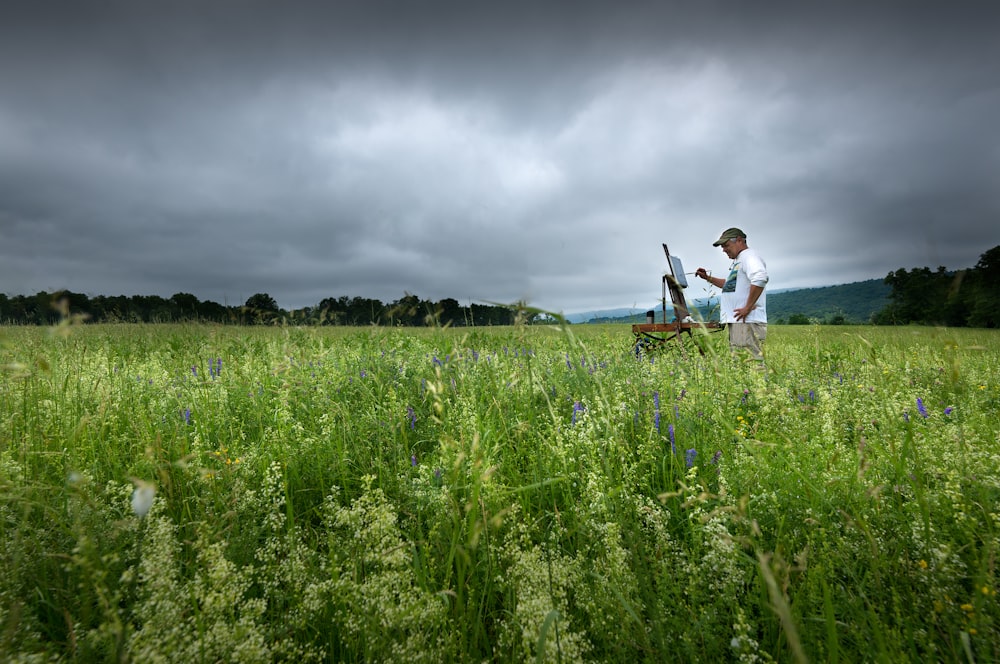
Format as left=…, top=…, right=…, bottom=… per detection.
left=1, top=321, right=998, bottom=662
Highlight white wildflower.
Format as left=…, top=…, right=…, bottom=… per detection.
left=130, top=480, right=156, bottom=518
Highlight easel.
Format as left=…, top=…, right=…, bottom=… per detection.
left=632, top=243, right=720, bottom=353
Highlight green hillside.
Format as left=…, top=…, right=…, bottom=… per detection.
left=768, top=279, right=890, bottom=324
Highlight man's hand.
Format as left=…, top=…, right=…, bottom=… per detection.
left=695, top=267, right=709, bottom=281
left=735, top=285, right=764, bottom=321
left=733, top=305, right=753, bottom=322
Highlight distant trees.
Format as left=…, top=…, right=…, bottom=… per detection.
left=873, top=244, right=1000, bottom=327
left=968, top=246, right=1000, bottom=328
left=0, top=290, right=523, bottom=327
left=786, top=313, right=812, bottom=325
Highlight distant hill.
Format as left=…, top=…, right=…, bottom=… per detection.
left=571, top=278, right=890, bottom=324
left=768, top=279, right=890, bottom=323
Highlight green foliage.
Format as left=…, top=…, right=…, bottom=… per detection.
left=2, top=323, right=1000, bottom=662
left=875, top=245, right=1000, bottom=327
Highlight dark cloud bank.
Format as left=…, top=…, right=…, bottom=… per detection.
left=1, top=1, right=998, bottom=313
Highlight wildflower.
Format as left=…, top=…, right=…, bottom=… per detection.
left=653, top=391, right=660, bottom=432
left=407, top=405, right=416, bottom=430
left=711, top=450, right=722, bottom=464
left=917, top=398, right=928, bottom=419
left=131, top=480, right=156, bottom=518
left=572, top=401, right=584, bottom=425
left=182, top=408, right=191, bottom=425
left=685, top=448, right=697, bottom=468
left=944, top=406, right=954, bottom=416
left=668, top=424, right=676, bottom=453
left=918, top=559, right=928, bottom=569
left=191, top=365, right=198, bottom=377
left=411, top=454, right=418, bottom=467
left=903, top=411, right=909, bottom=423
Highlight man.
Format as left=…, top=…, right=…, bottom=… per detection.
left=695, top=228, right=769, bottom=363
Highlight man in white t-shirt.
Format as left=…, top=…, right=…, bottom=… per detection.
left=694, top=228, right=769, bottom=363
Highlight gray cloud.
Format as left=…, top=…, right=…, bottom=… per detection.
left=2, top=1, right=998, bottom=314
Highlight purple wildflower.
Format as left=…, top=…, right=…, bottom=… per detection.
left=191, top=366, right=197, bottom=377
left=182, top=408, right=191, bottom=425
left=653, top=391, right=660, bottom=432
left=685, top=448, right=697, bottom=468
left=903, top=411, right=910, bottom=423
left=668, top=423, right=676, bottom=453
left=407, top=405, right=416, bottom=430
left=411, top=454, right=418, bottom=467
left=711, top=450, right=722, bottom=465
left=916, top=398, right=928, bottom=419
left=572, top=401, right=584, bottom=425
left=944, top=406, right=953, bottom=416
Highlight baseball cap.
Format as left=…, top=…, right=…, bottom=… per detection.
left=712, top=227, right=746, bottom=246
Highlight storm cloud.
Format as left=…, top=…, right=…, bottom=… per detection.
left=2, top=0, right=997, bottom=314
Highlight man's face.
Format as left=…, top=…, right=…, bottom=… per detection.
left=720, top=237, right=744, bottom=259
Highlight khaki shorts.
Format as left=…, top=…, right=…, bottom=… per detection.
left=728, top=323, right=767, bottom=361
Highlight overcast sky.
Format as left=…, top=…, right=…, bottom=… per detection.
left=1, top=1, right=997, bottom=314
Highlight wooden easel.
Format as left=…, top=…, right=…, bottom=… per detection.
left=632, top=243, right=720, bottom=353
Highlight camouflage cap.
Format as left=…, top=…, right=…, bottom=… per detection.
left=712, top=227, right=746, bottom=246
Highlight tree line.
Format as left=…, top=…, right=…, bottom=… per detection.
left=0, top=290, right=556, bottom=326
left=871, top=244, right=999, bottom=327
left=777, top=244, right=998, bottom=327
left=2, top=244, right=996, bottom=327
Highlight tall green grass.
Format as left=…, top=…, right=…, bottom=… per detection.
left=1, top=322, right=998, bottom=662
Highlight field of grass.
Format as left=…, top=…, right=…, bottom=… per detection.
left=1, top=321, right=998, bottom=662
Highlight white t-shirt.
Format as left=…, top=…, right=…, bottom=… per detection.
left=719, top=247, right=768, bottom=324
